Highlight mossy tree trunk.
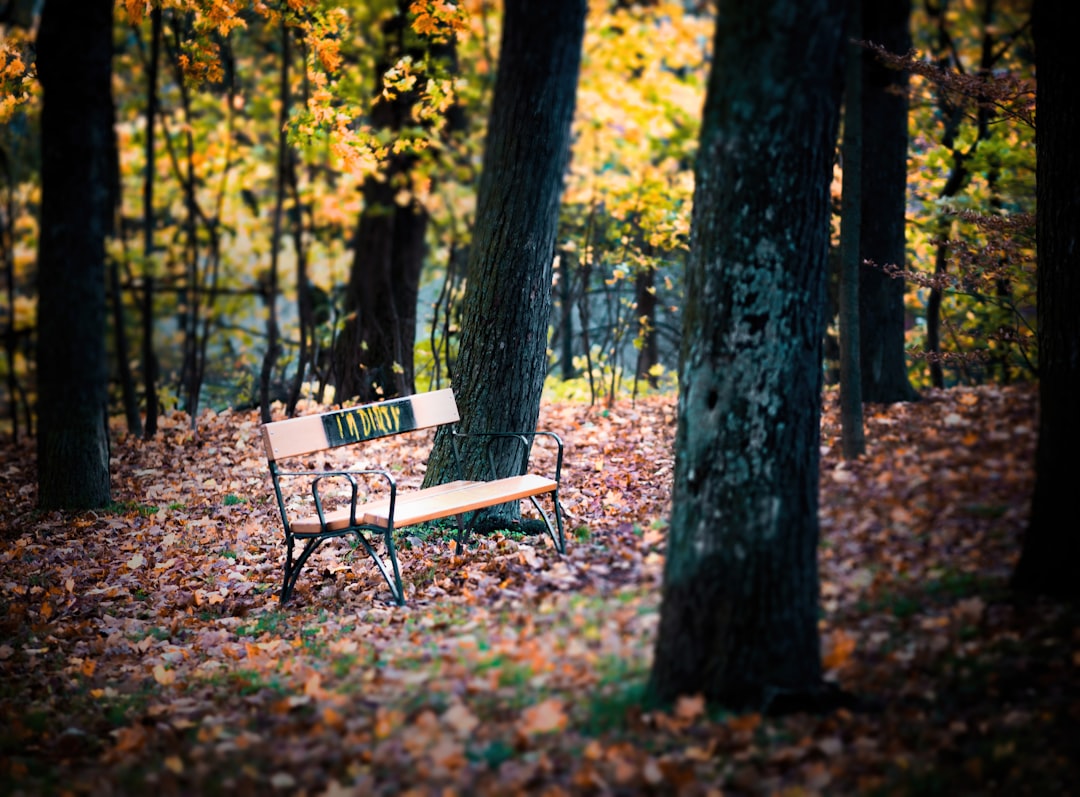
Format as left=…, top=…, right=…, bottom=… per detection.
left=648, top=0, right=846, bottom=711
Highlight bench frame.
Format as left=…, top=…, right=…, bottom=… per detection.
left=261, top=389, right=566, bottom=605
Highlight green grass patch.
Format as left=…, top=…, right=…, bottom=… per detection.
left=106, top=500, right=159, bottom=517
left=235, top=610, right=289, bottom=638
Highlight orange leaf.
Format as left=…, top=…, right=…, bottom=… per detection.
left=674, top=693, right=706, bottom=722
left=517, top=697, right=567, bottom=737
left=823, top=629, right=856, bottom=670
left=153, top=663, right=176, bottom=685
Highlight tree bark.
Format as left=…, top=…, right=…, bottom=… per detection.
left=35, top=0, right=114, bottom=509
left=140, top=4, right=162, bottom=438
left=422, top=0, right=586, bottom=502
left=333, top=3, right=432, bottom=403
left=648, top=0, right=846, bottom=711
left=858, top=0, right=918, bottom=402
left=839, top=0, right=866, bottom=459
left=1011, top=0, right=1080, bottom=599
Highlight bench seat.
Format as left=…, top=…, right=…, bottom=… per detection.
left=290, top=474, right=558, bottom=533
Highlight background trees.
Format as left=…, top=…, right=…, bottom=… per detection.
left=648, top=0, right=846, bottom=709
left=1, top=2, right=1037, bottom=435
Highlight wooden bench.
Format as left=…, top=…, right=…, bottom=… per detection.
left=260, top=388, right=566, bottom=605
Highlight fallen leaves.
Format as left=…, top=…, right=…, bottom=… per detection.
left=0, top=385, right=1075, bottom=795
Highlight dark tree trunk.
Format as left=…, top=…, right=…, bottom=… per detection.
left=557, top=250, right=576, bottom=381
left=648, top=0, right=846, bottom=711
left=334, top=4, right=430, bottom=403
left=634, top=265, right=660, bottom=391
left=336, top=175, right=425, bottom=402
left=259, top=15, right=289, bottom=424
left=109, top=253, right=141, bottom=436
left=1011, top=0, right=1080, bottom=599
left=141, top=4, right=162, bottom=437
left=858, top=0, right=918, bottom=402
left=423, top=0, right=586, bottom=495
left=36, top=0, right=113, bottom=509
left=839, top=0, right=866, bottom=459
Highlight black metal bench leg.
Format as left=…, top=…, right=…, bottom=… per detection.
left=383, top=528, right=406, bottom=606
left=351, top=530, right=405, bottom=606
left=281, top=536, right=324, bottom=604
left=453, top=513, right=470, bottom=555
left=528, top=491, right=567, bottom=554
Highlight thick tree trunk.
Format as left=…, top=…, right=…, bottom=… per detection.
left=648, top=0, right=846, bottom=711
left=858, top=0, right=918, bottom=402
left=35, top=0, right=114, bottom=509
left=336, top=174, right=425, bottom=402
left=1012, top=0, right=1080, bottom=599
left=333, top=4, right=429, bottom=403
left=422, top=0, right=586, bottom=501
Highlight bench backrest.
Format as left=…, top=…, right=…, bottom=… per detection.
left=261, top=388, right=459, bottom=461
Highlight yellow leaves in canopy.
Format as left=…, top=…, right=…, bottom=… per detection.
left=0, top=37, right=36, bottom=124
left=125, top=1, right=251, bottom=36
left=1, top=45, right=26, bottom=81
left=381, top=57, right=419, bottom=101
left=331, top=122, right=385, bottom=180
left=409, top=1, right=470, bottom=42
left=313, top=37, right=342, bottom=74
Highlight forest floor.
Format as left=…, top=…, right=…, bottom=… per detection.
left=0, top=383, right=1076, bottom=796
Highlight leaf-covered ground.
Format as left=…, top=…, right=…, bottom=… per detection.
left=1, top=384, right=1076, bottom=796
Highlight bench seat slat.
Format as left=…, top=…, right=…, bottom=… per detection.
left=289, top=474, right=556, bottom=535
left=365, top=474, right=557, bottom=528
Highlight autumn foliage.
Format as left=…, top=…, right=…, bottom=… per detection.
left=2, top=385, right=1075, bottom=794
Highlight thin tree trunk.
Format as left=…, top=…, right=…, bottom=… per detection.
left=141, top=4, right=162, bottom=437
left=259, top=15, right=289, bottom=423
left=109, top=252, right=142, bottom=436
left=858, top=0, right=918, bottom=402
left=839, top=0, right=865, bottom=458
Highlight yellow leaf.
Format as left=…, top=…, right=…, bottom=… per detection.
left=153, top=663, right=176, bottom=685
